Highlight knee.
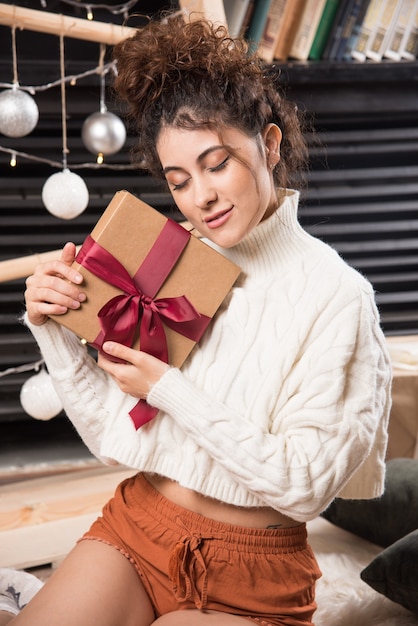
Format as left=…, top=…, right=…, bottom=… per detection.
left=153, top=611, right=193, bottom=626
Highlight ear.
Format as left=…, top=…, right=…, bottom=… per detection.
left=262, top=123, right=282, bottom=164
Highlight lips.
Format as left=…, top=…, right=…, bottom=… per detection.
left=204, top=207, right=233, bottom=228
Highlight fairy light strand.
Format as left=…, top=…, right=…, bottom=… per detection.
left=0, top=145, right=138, bottom=170
left=0, top=359, right=44, bottom=379
left=54, top=0, right=139, bottom=18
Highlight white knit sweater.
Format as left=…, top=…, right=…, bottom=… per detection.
left=25, top=189, right=392, bottom=522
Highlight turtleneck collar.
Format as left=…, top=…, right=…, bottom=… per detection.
left=217, top=188, right=310, bottom=277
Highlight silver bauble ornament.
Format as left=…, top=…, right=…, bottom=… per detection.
left=20, top=369, right=63, bottom=420
left=42, top=169, right=89, bottom=219
left=0, top=87, right=39, bottom=137
left=82, top=110, right=126, bottom=156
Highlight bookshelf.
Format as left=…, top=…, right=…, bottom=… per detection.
left=272, top=59, right=418, bottom=121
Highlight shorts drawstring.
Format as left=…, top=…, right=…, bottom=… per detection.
left=168, top=516, right=224, bottom=610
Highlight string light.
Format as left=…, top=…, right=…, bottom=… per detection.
left=9, top=151, right=16, bottom=167
left=0, top=145, right=138, bottom=170
left=0, top=359, right=44, bottom=379
left=54, top=0, right=139, bottom=18
left=0, top=61, right=117, bottom=94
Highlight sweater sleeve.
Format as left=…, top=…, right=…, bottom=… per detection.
left=148, top=284, right=392, bottom=521
left=22, top=313, right=138, bottom=464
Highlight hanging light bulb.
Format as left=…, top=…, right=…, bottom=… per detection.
left=82, top=67, right=126, bottom=159
left=20, top=369, right=63, bottom=420
left=42, top=168, right=89, bottom=219
left=9, top=151, right=16, bottom=167
left=86, top=5, right=94, bottom=20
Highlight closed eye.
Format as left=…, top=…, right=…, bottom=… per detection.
left=209, top=156, right=229, bottom=172
left=170, top=177, right=191, bottom=192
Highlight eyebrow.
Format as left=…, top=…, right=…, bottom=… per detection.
left=162, top=145, right=225, bottom=175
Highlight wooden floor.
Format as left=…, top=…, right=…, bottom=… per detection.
left=0, top=465, right=135, bottom=571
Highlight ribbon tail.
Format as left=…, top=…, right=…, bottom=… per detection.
left=140, top=308, right=169, bottom=363
left=129, top=399, right=159, bottom=429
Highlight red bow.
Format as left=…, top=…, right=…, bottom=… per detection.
left=75, top=219, right=210, bottom=429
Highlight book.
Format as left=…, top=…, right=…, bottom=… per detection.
left=289, top=0, right=327, bottom=60
left=308, top=0, right=341, bottom=60
left=273, top=0, right=308, bottom=60
left=223, top=0, right=252, bottom=37
left=321, top=0, right=353, bottom=60
left=351, top=0, right=387, bottom=61
left=239, top=0, right=256, bottom=37
left=400, top=2, right=418, bottom=60
left=384, top=0, right=416, bottom=60
left=178, top=0, right=228, bottom=27
left=343, top=0, right=371, bottom=60
left=365, top=0, right=404, bottom=61
left=246, top=0, right=274, bottom=52
left=257, top=0, right=289, bottom=63
left=334, top=0, right=370, bottom=60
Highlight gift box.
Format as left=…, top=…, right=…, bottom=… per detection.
left=385, top=336, right=418, bottom=460
left=51, top=189, right=241, bottom=363
left=50, top=190, right=241, bottom=427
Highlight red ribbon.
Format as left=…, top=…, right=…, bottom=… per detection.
left=75, top=219, right=211, bottom=429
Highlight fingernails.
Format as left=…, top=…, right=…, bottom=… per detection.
left=78, top=293, right=86, bottom=302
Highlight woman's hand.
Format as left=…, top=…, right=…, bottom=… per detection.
left=24, top=242, right=86, bottom=326
left=97, top=341, right=170, bottom=399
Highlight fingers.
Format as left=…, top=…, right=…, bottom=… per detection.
left=24, top=242, right=86, bottom=326
left=98, top=342, right=169, bottom=399
left=102, top=341, right=136, bottom=364
left=60, top=241, right=77, bottom=265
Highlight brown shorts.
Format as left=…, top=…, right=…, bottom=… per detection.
left=80, top=473, right=321, bottom=626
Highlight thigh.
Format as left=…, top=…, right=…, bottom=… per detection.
left=12, top=540, right=155, bottom=626
left=154, top=610, right=252, bottom=626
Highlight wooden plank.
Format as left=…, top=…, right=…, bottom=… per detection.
left=0, top=3, right=136, bottom=45
left=0, top=466, right=135, bottom=568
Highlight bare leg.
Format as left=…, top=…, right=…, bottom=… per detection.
left=154, top=610, right=252, bottom=626
left=0, top=613, right=13, bottom=626
left=9, top=540, right=155, bottom=626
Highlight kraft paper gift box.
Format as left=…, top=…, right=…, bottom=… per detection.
left=50, top=190, right=241, bottom=428
left=385, top=336, right=418, bottom=460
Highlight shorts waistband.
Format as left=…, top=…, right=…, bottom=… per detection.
left=125, top=473, right=307, bottom=552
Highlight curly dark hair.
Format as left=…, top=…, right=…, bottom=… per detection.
left=113, top=12, right=308, bottom=190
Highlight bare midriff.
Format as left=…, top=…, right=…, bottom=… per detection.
left=145, top=473, right=301, bottom=529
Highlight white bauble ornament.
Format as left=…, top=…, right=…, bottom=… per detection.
left=82, top=110, right=126, bottom=156
left=42, top=169, right=89, bottom=219
left=0, top=87, right=39, bottom=137
left=20, top=369, right=63, bottom=420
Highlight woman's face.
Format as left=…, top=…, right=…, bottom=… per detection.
left=157, top=124, right=281, bottom=248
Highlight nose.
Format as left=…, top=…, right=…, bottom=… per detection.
left=193, top=176, right=217, bottom=209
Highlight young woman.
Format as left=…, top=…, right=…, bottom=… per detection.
left=0, top=12, right=391, bottom=626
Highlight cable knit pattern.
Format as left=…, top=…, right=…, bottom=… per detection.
left=24, top=189, right=392, bottom=522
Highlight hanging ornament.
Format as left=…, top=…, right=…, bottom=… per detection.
left=0, top=86, right=39, bottom=138
left=82, top=109, right=126, bottom=159
left=82, top=48, right=126, bottom=162
left=41, top=33, right=89, bottom=219
left=0, top=27, right=39, bottom=138
left=20, top=369, right=63, bottom=420
left=42, top=168, right=89, bottom=219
